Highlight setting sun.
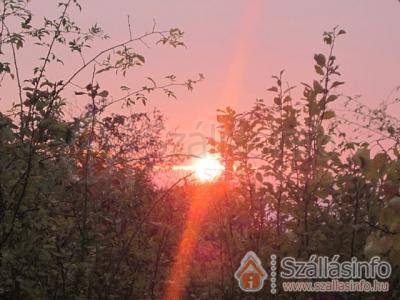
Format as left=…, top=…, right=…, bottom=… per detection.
left=193, top=155, right=225, bottom=182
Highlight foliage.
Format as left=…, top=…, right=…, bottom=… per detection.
left=208, top=27, right=400, bottom=299
left=0, top=0, right=201, bottom=298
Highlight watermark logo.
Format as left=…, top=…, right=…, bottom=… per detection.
left=234, top=251, right=268, bottom=292
left=235, top=253, right=391, bottom=294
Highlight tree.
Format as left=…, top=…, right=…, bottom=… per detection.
left=209, top=27, right=400, bottom=298
left=0, top=1, right=201, bottom=298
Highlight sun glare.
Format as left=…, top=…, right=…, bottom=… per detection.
left=193, top=155, right=224, bottom=182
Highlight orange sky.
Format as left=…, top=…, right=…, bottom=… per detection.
left=1, top=0, right=399, bottom=157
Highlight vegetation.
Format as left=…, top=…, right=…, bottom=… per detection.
left=0, top=1, right=399, bottom=299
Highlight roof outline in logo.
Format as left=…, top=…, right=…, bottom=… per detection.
left=234, top=251, right=268, bottom=292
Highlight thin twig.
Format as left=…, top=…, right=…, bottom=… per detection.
left=365, top=221, right=398, bottom=235
left=127, top=15, right=133, bottom=40
left=58, top=29, right=169, bottom=94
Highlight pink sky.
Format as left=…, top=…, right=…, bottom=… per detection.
left=1, top=0, right=400, bottom=155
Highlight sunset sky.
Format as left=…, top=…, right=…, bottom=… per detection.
left=1, top=2, right=400, bottom=298
left=2, top=0, right=400, bottom=155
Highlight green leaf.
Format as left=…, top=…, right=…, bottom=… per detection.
left=323, top=111, right=335, bottom=120
left=353, top=148, right=371, bottom=170
left=324, top=36, right=332, bottom=45
left=98, top=90, right=109, bottom=97
left=313, top=80, right=324, bottom=94
left=314, top=53, right=326, bottom=67
left=331, top=81, right=345, bottom=89
left=267, top=86, right=278, bottom=92
left=326, top=95, right=338, bottom=103
left=314, top=65, right=324, bottom=75
left=136, top=54, right=145, bottom=63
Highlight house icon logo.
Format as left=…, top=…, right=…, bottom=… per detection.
left=234, top=251, right=268, bottom=292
